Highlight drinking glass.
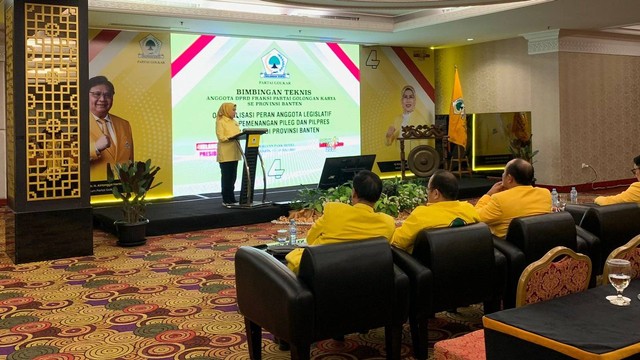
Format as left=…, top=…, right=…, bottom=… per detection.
left=605, top=258, right=632, bottom=306
left=276, top=229, right=288, bottom=245
left=556, top=195, right=566, bottom=212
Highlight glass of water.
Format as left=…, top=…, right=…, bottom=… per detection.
left=605, top=258, right=632, bottom=306
left=276, top=229, right=288, bottom=245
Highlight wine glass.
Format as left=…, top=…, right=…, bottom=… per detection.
left=605, top=258, right=632, bottom=306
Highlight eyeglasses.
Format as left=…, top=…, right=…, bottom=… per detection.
left=89, top=91, right=114, bottom=99
left=631, top=167, right=640, bottom=175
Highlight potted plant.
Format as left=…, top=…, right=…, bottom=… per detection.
left=106, top=159, right=161, bottom=246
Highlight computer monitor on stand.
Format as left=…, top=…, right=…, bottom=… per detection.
left=317, top=155, right=376, bottom=190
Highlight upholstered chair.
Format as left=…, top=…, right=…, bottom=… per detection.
left=492, top=211, right=599, bottom=309
left=434, top=246, right=591, bottom=360
left=575, top=203, right=640, bottom=274
left=235, top=238, right=409, bottom=360
left=515, top=246, right=592, bottom=307
left=391, top=223, right=507, bottom=360
left=603, top=234, right=640, bottom=280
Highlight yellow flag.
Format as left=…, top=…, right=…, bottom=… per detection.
left=448, top=68, right=467, bottom=148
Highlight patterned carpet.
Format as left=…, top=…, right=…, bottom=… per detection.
left=0, top=220, right=484, bottom=360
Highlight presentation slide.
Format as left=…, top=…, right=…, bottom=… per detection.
left=171, top=34, right=361, bottom=196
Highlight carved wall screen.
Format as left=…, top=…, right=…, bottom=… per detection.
left=6, top=5, right=15, bottom=202
left=24, top=4, right=80, bottom=200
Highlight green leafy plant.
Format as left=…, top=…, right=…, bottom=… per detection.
left=291, top=177, right=428, bottom=218
left=291, top=182, right=353, bottom=213
left=510, top=134, right=539, bottom=163
left=106, top=159, right=162, bottom=223
left=374, top=193, right=400, bottom=218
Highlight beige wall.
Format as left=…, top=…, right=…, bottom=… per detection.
left=559, top=52, right=640, bottom=184
left=435, top=35, right=640, bottom=186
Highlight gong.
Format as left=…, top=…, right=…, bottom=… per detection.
left=407, top=145, right=440, bottom=177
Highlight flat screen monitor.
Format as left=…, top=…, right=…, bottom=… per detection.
left=318, top=155, right=376, bottom=190
left=471, top=111, right=532, bottom=171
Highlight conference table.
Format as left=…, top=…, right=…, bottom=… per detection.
left=483, top=280, right=640, bottom=360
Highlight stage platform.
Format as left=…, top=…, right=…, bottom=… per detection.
left=93, top=176, right=496, bottom=236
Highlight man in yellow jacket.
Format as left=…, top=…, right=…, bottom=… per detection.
left=475, top=158, right=551, bottom=238
left=594, top=155, right=640, bottom=205
left=391, top=169, right=480, bottom=253
left=285, top=170, right=395, bottom=274
left=89, top=76, right=134, bottom=181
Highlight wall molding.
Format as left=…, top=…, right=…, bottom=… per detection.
left=524, top=29, right=640, bottom=56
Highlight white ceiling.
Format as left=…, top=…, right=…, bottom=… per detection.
left=88, top=0, right=640, bottom=48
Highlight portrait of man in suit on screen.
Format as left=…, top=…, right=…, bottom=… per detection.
left=88, top=75, right=134, bottom=180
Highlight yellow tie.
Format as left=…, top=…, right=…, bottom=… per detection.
left=97, top=118, right=114, bottom=146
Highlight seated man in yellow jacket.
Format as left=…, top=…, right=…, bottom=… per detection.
left=475, top=158, right=551, bottom=238
left=594, top=155, right=640, bottom=205
left=391, top=169, right=480, bottom=253
left=285, top=170, right=396, bottom=274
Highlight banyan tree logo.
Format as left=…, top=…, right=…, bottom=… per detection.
left=139, top=34, right=164, bottom=59
left=261, top=49, right=289, bottom=79
left=452, top=98, right=465, bottom=115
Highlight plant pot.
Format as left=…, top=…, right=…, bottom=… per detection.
left=114, top=219, right=149, bottom=247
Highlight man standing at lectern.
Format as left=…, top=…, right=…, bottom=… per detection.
left=215, top=102, right=242, bottom=206
left=89, top=75, right=134, bottom=180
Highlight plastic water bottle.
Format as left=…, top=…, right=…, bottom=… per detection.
left=570, top=187, right=578, bottom=204
left=289, top=219, right=297, bottom=245
left=551, top=188, right=559, bottom=208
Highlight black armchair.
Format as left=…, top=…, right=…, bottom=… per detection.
left=577, top=203, right=640, bottom=273
left=391, top=222, right=507, bottom=360
left=235, top=238, right=409, bottom=360
left=493, top=211, right=600, bottom=309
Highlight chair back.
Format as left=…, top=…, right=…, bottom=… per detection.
left=580, top=203, right=640, bottom=259
left=298, top=238, right=397, bottom=339
left=516, top=246, right=592, bottom=307
left=603, top=234, right=640, bottom=280
left=506, top=212, right=577, bottom=264
left=413, top=222, right=498, bottom=311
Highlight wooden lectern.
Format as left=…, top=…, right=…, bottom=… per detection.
left=227, top=128, right=271, bottom=208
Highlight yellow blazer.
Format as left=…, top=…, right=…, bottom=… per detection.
left=285, top=202, right=396, bottom=274
left=391, top=200, right=480, bottom=253
left=89, top=113, right=134, bottom=180
left=594, top=182, right=640, bottom=205
left=216, top=116, right=241, bottom=163
left=475, top=185, right=552, bottom=238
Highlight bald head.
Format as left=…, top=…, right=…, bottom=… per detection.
left=428, top=169, right=459, bottom=200
left=505, top=158, right=535, bottom=186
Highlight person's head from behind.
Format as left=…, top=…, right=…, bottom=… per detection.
left=427, top=170, right=459, bottom=203
left=89, top=75, right=115, bottom=118
left=632, top=155, right=640, bottom=181
left=503, top=158, right=535, bottom=188
left=217, top=102, right=237, bottom=120
left=352, top=170, right=383, bottom=205
left=401, top=85, right=416, bottom=114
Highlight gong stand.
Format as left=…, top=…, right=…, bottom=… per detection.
left=398, top=124, right=449, bottom=180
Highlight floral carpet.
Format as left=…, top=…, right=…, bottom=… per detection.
left=0, top=220, right=483, bottom=360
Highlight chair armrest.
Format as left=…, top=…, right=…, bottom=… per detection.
left=575, top=226, right=601, bottom=284
left=565, top=204, right=592, bottom=225
left=492, top=237, right=527, bottom=309
left=393, top=265, right=411, bottom=323
left=391, top=247, right=433, bottom=319
left=235, top=246, right=314, bottom=341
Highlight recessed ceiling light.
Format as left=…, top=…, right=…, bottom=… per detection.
left=466, top=38, right=474, bottom=41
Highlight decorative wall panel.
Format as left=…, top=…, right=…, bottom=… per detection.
left=24, top=4, right=80, bottom=200
left=6, top=4, right=15, bottom=204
